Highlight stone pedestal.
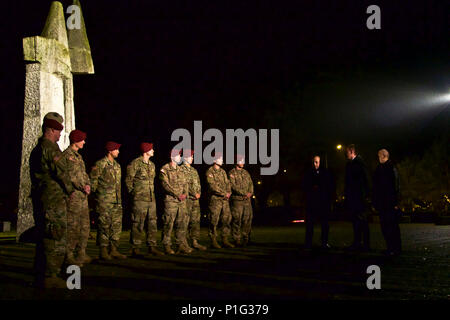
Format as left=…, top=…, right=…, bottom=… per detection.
left=17, top=1, right=94, bottom=239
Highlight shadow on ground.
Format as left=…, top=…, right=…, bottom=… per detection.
left=0, top=223, right=449, bottom=300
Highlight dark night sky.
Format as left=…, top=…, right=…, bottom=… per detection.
left=0, top=0, right=449, bottom=196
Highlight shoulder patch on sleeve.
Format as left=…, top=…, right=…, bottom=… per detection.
left=229, top=174, right=234, bottom=178
left=160, top=169, right=165, bottom=173
left=208, top=174, right=213, bottom=178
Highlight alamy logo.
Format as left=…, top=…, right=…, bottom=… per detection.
left=366, top=5, right=381, bottom=30
left=366, top=265, right=381, bottom=290
left=66, top=265, right=81, bottom=290
left=171, top=121, right=279, bottom=175
left=66, top=5, right=81, bottom=30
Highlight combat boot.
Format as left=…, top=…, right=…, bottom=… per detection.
left=66, top=251, right=83, bottom=267
left=192, top=240, right=207, bottom=251
left=234, top=239, right=242, bottom=247
left=99, top=246, right=112, bottom=260
left=164, top=245, right=175, bottom=255
left=241, top=237, right=249, bottom=247
left=223, top=239, right=235, bottom=248
left=177, top=243, right=193, bottom=254
left=131, top=248, right=144, bottom=258
left=211, top=238, right=222, bottom=249
left=110, top=245, right=127, bottom=259
left=44, top=275, right=67, bottom=289
left=78, top=249, right=92, bottom=264
left=148, top=246, right=165, bottom=256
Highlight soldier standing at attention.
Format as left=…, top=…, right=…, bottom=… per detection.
left=159, top=148, right=191, bottom=254
left=126, top=142, right=164, bottom=258
left=206, top=152, right=235, bottom=249
left=90, top=141, right=127, bottom=260
left=345, top=144, right=370, bottom=252
left=228, top=154, right=254, bottom=247
left=181, top=149, right=207, bottom=251
left=60, top=130, right=92, bottom=267
left=31, top=112, right=74, bottom=288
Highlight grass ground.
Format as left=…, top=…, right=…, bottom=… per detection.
left=0, top=222, right=449, bottom=300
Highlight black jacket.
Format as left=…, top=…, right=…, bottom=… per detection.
left=344, top=155, right=369, bottom=211
left=302, top=166, right=334, bottom=212
left=372, top=160, right=399, bottom=211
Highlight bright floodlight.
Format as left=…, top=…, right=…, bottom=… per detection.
left=336, top=144, right=342, bottom=150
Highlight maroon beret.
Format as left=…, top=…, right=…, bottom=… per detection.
left=43, top=118, right=64, bottom=131
left=140, top=142, right=153, bottom=153
left=236, top=154, right=245, bottom=163
left=170, top=148, right=182, bottom=158
left=69, top=130, right=87, bottom=144
left=213, top=151, right=223, bottom=160
left=182, top=149, right=195, bottom=158
left=105, top=141, right=121, bottom=151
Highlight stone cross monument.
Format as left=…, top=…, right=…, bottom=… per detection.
left=17, top=1, right=94, bottom=239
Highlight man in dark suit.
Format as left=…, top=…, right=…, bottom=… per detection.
left=372, top=149, right=401, bottom=256
left=302, top=155, right=334, bottom=250
left=345, top=144, right=370, bottom=251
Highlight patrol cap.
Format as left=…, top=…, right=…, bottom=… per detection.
left=105, top=141, right=121, bottom=151
left=140, top=142, right=153, bottom=153
left=43, top=112, right=64, bottom=130
left=69, top=130, right=86, bottom=144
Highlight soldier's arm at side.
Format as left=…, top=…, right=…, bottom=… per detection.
left=206, top=172, right=226, bottom=197
left=159, top=168, right=180, bottom=198
left=125, top=162, right=136, bottom=194
left=64, top=154, right=87, bottom=192
left=248, top=172, right=254, bottom=195
left=89, top=161, right=103, bottom=193
left=226, top=173, right=232, bottom=194
left=51, top=149, right=75, bottom=195
left=229, top=172, right=246, bottom=196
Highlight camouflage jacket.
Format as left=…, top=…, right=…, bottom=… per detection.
left=60, top=147, right=90, bottom=198
left=206, top=165, right=231, bottom=200
left=125, top=156, right=155, bottom=202
left=159, top=162, right=188, bottom=202
left=90, top=156, right=122, bottom=203
left=32, top=137, right=74, bottom=204
left=181, top=163, right=201, bottom=200
left=228, top=167, right=254, bottom=200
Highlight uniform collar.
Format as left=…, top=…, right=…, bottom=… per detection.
left=140, top=156, right=151, bottom=164
left=105, top=156, right=114, bottom=165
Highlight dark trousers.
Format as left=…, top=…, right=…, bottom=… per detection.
left=305, top=209, right=329, bottom=248
left=351, top=208, right=370, bottom=248
left=379, top=209, right=401, bottom=253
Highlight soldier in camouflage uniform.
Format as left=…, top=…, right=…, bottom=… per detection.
left=60, top=130, right=92, bottom=266
left=159, top=148, right=191, bottom=254
left=181, top=149, right=207, bottom=251
left=206, top=152, right=235, bottom=249
left=228, top=154, right=254, bottom=247
left=126, top=142, right=164, bottom=257
left=30, top=112, right=73, bottom=288
left=90, top=141, right=127, bottom=260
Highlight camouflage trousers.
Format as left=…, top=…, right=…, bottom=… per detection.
left=67, top=192, right=90, bottom=253
left=130, top=200, right=158, bottom=248
left=34, top=197, right=67, bottom=278
left=96, top=201, right=123, bottom=248
left=231, top=198, right=253, bottom=242
left=162, top=200, right=187, bottom=247
left=185, top=198, right=201, bottom=242
left=208, top=198, right=232, bottom=241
